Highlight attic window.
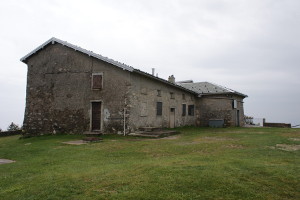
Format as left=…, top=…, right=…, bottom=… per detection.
left=92, top=73, right=103, bottom=89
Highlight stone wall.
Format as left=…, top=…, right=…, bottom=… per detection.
left=23, top=43, right=131, bottom=135
left=128, top=73, right=197, bottom=132
left=263, top=122, right=291, bottom=128
left=0, top=130, right=22, bottom=137
left=197, top=94, right=245, bottom=127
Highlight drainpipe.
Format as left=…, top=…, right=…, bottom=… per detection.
left=123, top=108, right=126, bottom=136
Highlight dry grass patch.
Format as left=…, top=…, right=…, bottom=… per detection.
left=224, top=144, right=245, bottom=149
left=289, top=138, right=300, bottom=141
left=275, top=144, right=300, bottom=151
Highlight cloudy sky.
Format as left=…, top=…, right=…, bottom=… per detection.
left=0, top=0, right=299, bottom=130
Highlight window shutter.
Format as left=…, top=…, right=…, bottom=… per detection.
left=92, top=74, right=102, bottom=89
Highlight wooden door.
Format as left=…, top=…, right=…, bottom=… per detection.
left=169, top=108, right=175, bottom=128
left=91, top=102, right=101, bottom=131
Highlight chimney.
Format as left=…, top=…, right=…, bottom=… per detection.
left=168, top=75, right=175, bottom=84
left=152, top=68, right=155, bottom=76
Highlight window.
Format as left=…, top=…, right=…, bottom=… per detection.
left=170, top=92, right=175, bottom=99
left=182, top=94, right=185, bottom=100
left=182, top=104, right=186, bottom=116
left=188, top=105, right=194, bottom=116
left=156, top=102, right=162, bottom=116
left=232, top=100, right=237, bottom=109
left=92, top=73, right=103, bottom=89
left=157, top=90, right=161, bottom=97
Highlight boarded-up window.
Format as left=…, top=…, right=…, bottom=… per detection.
left=157, top=102, right=162, bottom=116
left=170, top=92, right=175, bottom=99
left=157, top=90, right=161, bottom=97
left=92, top=74, right=103, bottom=89
left=188, top=105, right=194, bottom=116
left=140, top=102, right=147, bottom=116
left=182, top=104, right=186, bottom=116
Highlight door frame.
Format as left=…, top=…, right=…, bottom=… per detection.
left=169, top=107, right=176, bottom=128
left=90, top=100, right=103, bottom=132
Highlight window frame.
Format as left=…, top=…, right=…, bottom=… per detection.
left=170, top=92, right=175, bottom=99
left=156, top=102, right=163, bottom=116
left=157, top=90, right=161, bottom=97
left=188, top=105, right=195, bottom=116
left=91, top=72, right=103, bottom=90
left=182, top=104, right=186, bottom=116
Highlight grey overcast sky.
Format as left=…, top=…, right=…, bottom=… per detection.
left=0, top=0, right=299, bottom=129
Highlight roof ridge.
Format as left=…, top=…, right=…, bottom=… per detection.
left=20, top=37, right=135, bottom=72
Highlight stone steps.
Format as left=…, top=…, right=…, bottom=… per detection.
left=83, top=131, right=102, bottom=136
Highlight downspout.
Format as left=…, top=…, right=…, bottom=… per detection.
left=123, top=107, right=126, bottom=136
left=123, top=97, right=127, bottom=136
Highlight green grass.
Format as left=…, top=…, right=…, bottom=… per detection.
left=0, top=127, right=299, bottom=200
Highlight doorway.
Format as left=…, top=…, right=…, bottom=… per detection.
left=169, top=107, right=175, bottom=128
left=236, top=110, right=240, bottom=127
left=91, top=102, right=101, bottom=131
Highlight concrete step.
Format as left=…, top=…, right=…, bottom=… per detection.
left=129, top=130, right=179, bottom=138
left=138, top=127, right=162, bottom=132
left=83, top=131, right=102, bottom=136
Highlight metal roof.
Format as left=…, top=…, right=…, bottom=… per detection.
left=20, top=37, right=134, bottom=72
left=20, top=37, right=247, bottom=98
left=177, top=82, right=248, bottom=97
left=20, top=37, right=198, bottom=95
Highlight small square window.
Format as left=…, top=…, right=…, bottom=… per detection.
left=170, top=92, right=175, bottom=99
left=157, top=90, right=161, bottom=97
left=92, top=73, right=103, bottom=89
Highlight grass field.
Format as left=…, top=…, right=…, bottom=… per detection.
left=0, top=127, right=299, bottom=200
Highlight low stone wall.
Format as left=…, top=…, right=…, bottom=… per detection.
left=263, top=122, right=291, bottom=128
left=0, top=130, right=22, bottom=137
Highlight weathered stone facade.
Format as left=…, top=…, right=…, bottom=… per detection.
left=21, top=38, right=247, bottom=135
left=197, top=94, right=245, bottom=127
left=23, top=43, right=131, bottom=134
left=128, top=73, right=197, bottom=131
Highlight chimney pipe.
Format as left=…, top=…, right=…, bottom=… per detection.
left=168, top=75, right=175, bottom=83
left=152, top=68, right=155, bottom=76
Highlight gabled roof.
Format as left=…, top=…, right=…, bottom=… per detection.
left=20, top=37, right=134, bottom=72
left=177, top=82, right=248, bottom=97
left=20, top=37, right=198, bottom=95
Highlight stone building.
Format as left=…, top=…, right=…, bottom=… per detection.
left=21, top=38, right=247, bottom=135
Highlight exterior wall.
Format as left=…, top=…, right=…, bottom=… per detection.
left=196, top=94, right=245, bottom=127
left=23, top=43, right=130, bottom=135
left=127, top=73, right=197, bottom=132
